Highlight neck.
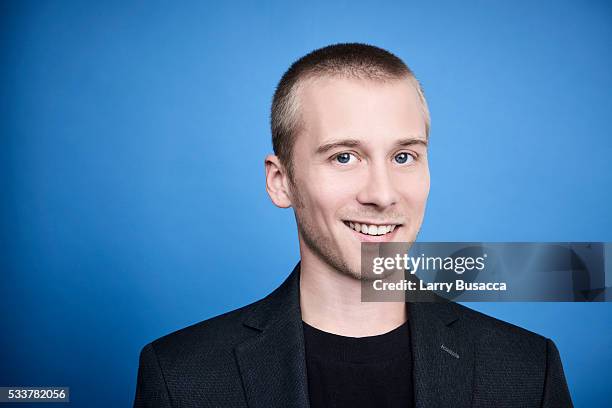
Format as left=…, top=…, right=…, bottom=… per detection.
left=299, top=250, right=407, bottom=337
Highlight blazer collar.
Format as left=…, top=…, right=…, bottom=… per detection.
left=234, top=262, right=474, bottom=408
left=234, top=263, right=309, bottom=408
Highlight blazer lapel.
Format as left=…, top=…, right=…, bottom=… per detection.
left=234, top=263, right=475, bottom=408
left=234, top=264, right=310, bottom=408
left=410, top=301, right=475, bottom=408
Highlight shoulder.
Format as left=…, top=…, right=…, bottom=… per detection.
left=140, top=298, right=264, bottom=373
left=440, top=302, right=571, bottom=404
left=139, top=265, right=300, bottom=377
left=450, top=301, right=543, bottom=334
left=134, top=296, right=275, bottom=406
left=451, top=301, right=546, bottom=341
left=443, top=301, right=551, bottom=366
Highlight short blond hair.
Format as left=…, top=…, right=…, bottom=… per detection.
left=271, top=43, right=430, bottom=180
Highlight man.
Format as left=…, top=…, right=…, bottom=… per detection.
left=134, top=43, right=573, bottom=407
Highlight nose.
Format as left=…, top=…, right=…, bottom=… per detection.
left=356, top=161, right=399, bottom=209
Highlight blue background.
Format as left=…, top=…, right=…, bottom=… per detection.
left=1, top=1, right=611, bottom=406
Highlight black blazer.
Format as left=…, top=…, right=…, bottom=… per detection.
left=134, top=263, right=573, bottom=407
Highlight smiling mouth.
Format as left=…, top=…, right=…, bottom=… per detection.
left=343, top=221, right=402, bottom=237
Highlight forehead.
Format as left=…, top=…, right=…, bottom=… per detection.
left=296, top=76, right=427, bottom=148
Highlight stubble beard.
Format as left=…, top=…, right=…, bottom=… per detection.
left=296, top=213, right=363, bottom=281
left=289, top=177, right=423, bottom=282
left=289, top=178, right=362, bottom=281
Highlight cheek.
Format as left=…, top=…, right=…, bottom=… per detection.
left=309, top=170, right=361, bottom=208
left=416, top=175, right=431, bottom=202
left=398, top=172, right=430, bottom=206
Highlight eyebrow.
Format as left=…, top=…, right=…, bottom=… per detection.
left=315, top=137, right=428, bottom=155
left=315, top=139, right=361, bottom=155
left=395, top=137, right=428, bottom=148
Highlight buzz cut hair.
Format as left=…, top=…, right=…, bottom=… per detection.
left=271, top=42, right=430, bottom=181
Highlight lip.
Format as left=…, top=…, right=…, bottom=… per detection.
left=343, top=219, right=403, bottom=227
left=343, top=221, right=402, bottom=243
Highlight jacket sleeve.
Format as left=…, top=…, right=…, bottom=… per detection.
left=134, top=343, right=173, bottom=408
left=541, top=338, right=573, bottom=408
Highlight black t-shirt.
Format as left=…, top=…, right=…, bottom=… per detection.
left=302, top=319, right=414, bottom=408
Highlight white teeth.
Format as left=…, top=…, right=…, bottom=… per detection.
left=346, top=222, right=398, bottom=236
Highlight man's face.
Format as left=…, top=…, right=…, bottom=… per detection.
left=289, top=76, right=430, bottom=279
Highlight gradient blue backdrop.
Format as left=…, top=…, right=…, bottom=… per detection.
left=1, top=1, right=611, bottom=406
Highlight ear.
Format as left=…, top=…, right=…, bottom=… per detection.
left=265, top=155, right=293, bottom=208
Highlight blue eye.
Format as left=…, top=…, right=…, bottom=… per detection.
left=335, top=153, right=353, bottom=164
left=394, top=152, right=414, bottom=164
